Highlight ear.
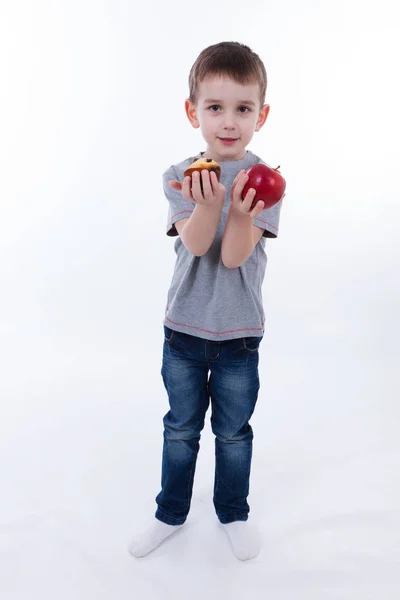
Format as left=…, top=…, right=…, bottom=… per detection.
left=255, top=104, right=270, bottom=132
left=185, top=99, right=200, bottom=129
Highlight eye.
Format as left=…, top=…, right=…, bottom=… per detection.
left=208, top=104, right=221, bottom=112
left=238, top=106, right=251, bottom=113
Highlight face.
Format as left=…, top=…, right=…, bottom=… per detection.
left=185, top=75, right=270, bottom=162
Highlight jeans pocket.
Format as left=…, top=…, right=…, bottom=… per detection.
left=164, top=325, right=176, bottom=344
left=243, top=336, right=263, bottom=353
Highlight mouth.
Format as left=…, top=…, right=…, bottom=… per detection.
left=218, top=137, right=239, bottom=145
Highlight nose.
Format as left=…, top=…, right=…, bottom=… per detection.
left=223, top=111, right=237, bottom=130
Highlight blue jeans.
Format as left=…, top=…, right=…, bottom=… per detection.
left=155, top=326, right=262, bottom=526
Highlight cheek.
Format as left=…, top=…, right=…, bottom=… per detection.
left=199, top=115, right=216, bottom=134
left=244, top=116, right=259, bottom=134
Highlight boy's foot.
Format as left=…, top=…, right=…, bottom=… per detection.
left=128, top=520, right=184, bottom=558
left=221, top=520, right=261, bottom=561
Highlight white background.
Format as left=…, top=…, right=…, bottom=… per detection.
left=1, top=0, right=399, bottom=598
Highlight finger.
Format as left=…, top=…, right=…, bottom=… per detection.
left=233, top=172, right=250, bottom=202
left=216, top=180, right=226, bottom=201
left=250, top=200, right=265, bottom=219
left=230, top=169, right=247, bottom=200
left=182, top=176, right=193, bottom=200
left=210, top=171, right=224, bottom=195
left=169, top=180, right=183, bottom=191
left=201, top=169, right=212, bottom=198
left=241, top=187, right=256, bottom=211
left=190, top=171, right=203, bottom=202
left=232, top=169, right=246, bottom=189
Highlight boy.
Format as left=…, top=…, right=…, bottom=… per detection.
left=129, top=41, right=283, bottom=561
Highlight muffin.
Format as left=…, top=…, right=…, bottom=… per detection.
left=184, top=157, right=221, bottom=192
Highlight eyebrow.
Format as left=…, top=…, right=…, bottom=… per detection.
left=204, top=98, right=256, bottom=107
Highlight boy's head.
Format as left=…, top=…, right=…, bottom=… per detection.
left=185, top=42, right=270, bottom=162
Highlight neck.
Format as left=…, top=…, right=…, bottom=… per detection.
left=201, top=149, right=248, bottom=163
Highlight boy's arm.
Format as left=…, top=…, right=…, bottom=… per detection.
left=169, top=170, right=225, bottom=256
left=222, top=169, right=284, bottom=268
left=221, top=169, right=266, bottom=269
left=221, top=208, right=264, bottom=268
left=175, top=201, right=224, bottom=256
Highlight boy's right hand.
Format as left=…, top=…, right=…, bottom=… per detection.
left=169, top=170, right=225, bottom=206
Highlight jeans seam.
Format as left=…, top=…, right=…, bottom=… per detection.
left=186, top=458, right=196, bottom=513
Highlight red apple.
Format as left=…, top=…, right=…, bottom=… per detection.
left=242, top=163, right=286, bottom=210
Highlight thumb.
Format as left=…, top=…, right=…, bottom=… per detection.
left=169, top=180, right=183, bottom=191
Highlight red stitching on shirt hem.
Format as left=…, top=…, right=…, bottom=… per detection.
left=170, top=209, right=193, bottom=221
left=164, top=314, right=264, bottom=336
left=254, top=217, right=278, bottom=230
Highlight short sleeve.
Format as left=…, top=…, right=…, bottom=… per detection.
left=163, top=166, right=195, bottom=237
left=253, top=197, right=283, bottom=238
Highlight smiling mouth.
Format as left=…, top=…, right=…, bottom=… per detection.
left=218, top=138, right=239, bottom=144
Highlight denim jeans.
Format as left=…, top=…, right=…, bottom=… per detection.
left=155, top=325, right=262, bottom=526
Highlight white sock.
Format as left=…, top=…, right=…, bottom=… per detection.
left=222, top=521, right=262, bottom=561
left=128, top=519, right=183, bottom=558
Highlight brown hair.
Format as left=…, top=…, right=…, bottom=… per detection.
left=188, top=41, right=267, bottom=106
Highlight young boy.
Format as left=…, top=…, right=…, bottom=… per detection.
left=129, top=41, right=283, bottom=561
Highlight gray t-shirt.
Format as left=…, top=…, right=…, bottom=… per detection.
left=163, top=150, right=282, bottom=342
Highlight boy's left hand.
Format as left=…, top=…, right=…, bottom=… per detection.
left=230, top=170, right=265, bottom=219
